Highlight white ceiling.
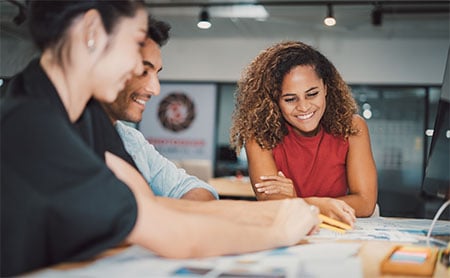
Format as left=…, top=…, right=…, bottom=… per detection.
left=1, top=0, right=449, bottom=40
left=144, top=0, right=450, bottom=39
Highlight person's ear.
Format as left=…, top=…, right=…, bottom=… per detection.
left=82, top=9, right=107, bottom=54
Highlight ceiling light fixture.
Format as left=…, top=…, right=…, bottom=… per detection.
left=209, top=4, right=269, bottom=20
left=197, top=8, right=212, bottom=29
left=323, top=4, right=336, bottom=27
left=372, top=5, right=383, bottom=26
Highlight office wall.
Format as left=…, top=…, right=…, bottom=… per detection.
left=159, top=37, right=449, bottom=85
left=1, top=35, right=448, bottom=85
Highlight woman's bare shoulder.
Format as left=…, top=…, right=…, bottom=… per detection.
left=350, top=114, right=371, bottom=139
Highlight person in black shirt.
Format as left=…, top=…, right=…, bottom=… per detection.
left=1, top=1, right=320, bottom=276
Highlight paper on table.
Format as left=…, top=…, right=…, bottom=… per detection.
left=356, top=217, right=450, bottom=236
left=308, top=217, right=450, bottom=244
left=30, top=242, right=362, bottom=278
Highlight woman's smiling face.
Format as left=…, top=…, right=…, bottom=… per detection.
left=278, top=65, right=327, bottom=137
left=91, top=8, right=148, bottom=104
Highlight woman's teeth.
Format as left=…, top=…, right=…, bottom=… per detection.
left=297, top=112, right=314, bottom=120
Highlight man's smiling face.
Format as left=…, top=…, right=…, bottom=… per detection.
left=103, top=38, right=163, bottom=123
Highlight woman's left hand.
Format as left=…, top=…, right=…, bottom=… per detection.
left=254, top=171, right=297, bottom=197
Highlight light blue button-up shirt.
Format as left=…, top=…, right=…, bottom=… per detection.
left=115, top=121, right=219, bottom=199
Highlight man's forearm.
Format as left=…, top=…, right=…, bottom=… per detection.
left=181, top=188, right=217, bottom=201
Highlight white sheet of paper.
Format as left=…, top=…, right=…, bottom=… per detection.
left=308, top=217, right=450, bottom=245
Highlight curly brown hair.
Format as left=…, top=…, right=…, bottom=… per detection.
left=230, top=41, right=359, bottom=153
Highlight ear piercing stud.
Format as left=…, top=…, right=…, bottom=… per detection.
left=87, top=39, right=95, bottom=50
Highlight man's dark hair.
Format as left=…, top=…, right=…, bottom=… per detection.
left=148, top=16, right=171, bottom=47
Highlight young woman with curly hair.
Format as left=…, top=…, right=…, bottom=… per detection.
left=230, top=41, right=378, bottom=225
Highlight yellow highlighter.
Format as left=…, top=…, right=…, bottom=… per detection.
left=319, top=214, right=352, bottom=234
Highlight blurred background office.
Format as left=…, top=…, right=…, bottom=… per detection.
left=1, top=0, right=449, bottom=218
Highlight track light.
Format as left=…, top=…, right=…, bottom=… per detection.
left=324, top=4, right=336, bottom=27
left=197, top=8, right=211, bottom=29
left=372, top=6, right=383, bottom=26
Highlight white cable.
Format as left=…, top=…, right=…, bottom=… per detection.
left=426, top=199, right=450, bottom=247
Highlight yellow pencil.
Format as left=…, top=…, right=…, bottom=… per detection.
left=319, top=223, right=347, bottom=234
left=319, top=214, right=352, bottom=233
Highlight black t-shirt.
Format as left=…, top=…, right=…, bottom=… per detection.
left=74, top=99, right=138, bottom=168
left=0, top=60, right=138, bottom=276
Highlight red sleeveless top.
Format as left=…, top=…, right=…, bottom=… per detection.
left=272, top=125, right=349, bottom=198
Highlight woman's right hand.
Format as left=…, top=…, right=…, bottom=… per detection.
left=305, top=197, right=356, bottom=227
left=271, top=198, right=320, bottom=246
